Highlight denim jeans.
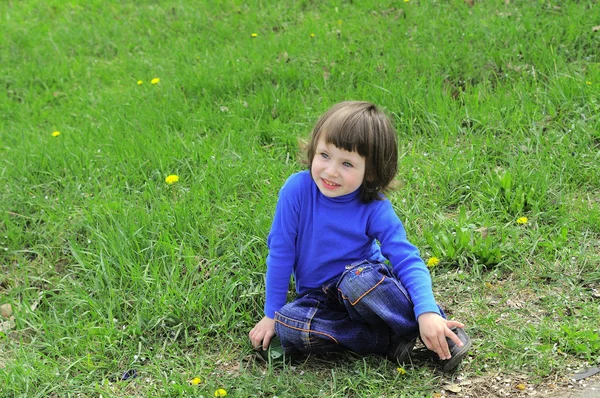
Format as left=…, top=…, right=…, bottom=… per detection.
left=273, top=260, right=445, bottom=355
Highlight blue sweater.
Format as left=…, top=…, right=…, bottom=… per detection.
left=264, top=171, right=440, bottom=319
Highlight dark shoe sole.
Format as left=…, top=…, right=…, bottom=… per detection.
left=440, top=328, right=472, bottom=372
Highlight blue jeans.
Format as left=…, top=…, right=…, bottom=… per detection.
left=273, top=260, right=445, bottom=355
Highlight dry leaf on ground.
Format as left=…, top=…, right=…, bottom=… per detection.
left=0, top=303, right=12, bottom=318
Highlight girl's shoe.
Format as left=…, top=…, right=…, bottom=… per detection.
left=439, top=327, right=472, bottom=372
left=387, top=335, right=417, bottom=363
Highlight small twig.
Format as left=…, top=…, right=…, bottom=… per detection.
left=5, top=211, right=35, bottom=219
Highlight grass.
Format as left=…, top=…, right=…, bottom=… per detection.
left=1, top=0, right=599, bottom=396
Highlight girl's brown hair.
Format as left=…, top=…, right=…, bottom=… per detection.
left=306, top=101, right=398, bottom=203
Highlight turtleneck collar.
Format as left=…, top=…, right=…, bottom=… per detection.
left=317, top=186, right=361, bottom=204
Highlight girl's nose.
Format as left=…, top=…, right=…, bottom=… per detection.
left=325, top=164, right=339, bottom=176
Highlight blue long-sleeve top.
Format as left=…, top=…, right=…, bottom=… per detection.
left=264, top=170, right=440, bottom=320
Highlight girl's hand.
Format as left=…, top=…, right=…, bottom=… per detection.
left=417, top=312, right=465, bottom=360
left=249, top=316, right=276, bottom=351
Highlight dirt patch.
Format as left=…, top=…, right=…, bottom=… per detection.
left=437, top=372, right=600, bottom=397
left=0, top=348, right=10, bottom=369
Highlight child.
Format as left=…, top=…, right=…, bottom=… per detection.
left=249, top=101, right=471, bottom=372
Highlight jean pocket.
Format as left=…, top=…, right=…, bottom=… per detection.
left=337, top=260, right=377, bottom=285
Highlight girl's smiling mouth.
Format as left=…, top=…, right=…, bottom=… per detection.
left=322, top=178, right=340, bottom=189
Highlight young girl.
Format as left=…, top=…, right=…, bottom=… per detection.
left=249, top=101, right=471, bottom=372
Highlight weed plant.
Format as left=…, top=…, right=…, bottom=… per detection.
left=1, top=0, right=599, bottom=396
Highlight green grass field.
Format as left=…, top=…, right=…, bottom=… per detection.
left=1, top=0, right=599, bottom=396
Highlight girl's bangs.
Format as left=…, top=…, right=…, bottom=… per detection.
left=319, top=112, right=370, bottom=157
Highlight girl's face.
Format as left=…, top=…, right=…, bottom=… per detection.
left=311, top=136, right=366, bottom=198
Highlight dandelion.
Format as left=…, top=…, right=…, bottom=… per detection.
left=310, top=33, right=315, bottom=38
left=516, top=217, right=528, bottom=225
left=165, top=175, right=179, bottom=184
left=151, top=78, right=160, bottom=85
left=190, top=377, right=202, bottom=385
left=404, top=0, right=410, bottom=2
left=214, top=389, right=228, bottom=397
left=137, top=80, right=143, bottom=85
left=586, top=81, right=592, bottom=85
left=426, top=257, right=440, bottom=268
left=515, top=383, right=526, bottom=391
left=396, top=367, right=407, bottom=375
left=251, top=33, right=258, bottom=38
left=52, top=131, right=60, bottom=137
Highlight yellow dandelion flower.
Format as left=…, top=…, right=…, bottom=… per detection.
left=586, top=81, right=592, bottom=85
left=397, top=367, right=407, bottom=375
left=165, top=175, right=179, bottom=184
left=251, top=33, right=258, bottom=38
left=515, top=383, right=526, bottom=391
left=151, top=78, right=160, bottom=85
left=310, top=33, right=315, bottom=38
left=516, top=217, right=528, bottom=225
left=52, top=131, right=60, bottom=137
left=137, top=80, right=143, bottom=85
left=484, top=282, right=494, bottom=289
left=214, top=389, right=228, bottom=397
left=426, top=257, right=440, bottom=268
left=190, top=377, right=202, bottom=385
left=404, top=0, right=410, bottom=2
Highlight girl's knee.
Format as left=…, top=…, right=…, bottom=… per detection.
left=274, top=301, right=315, bottom=352
left=274, top=301, right=340, bottom=354
left=273, top=310, right=305, bottom=351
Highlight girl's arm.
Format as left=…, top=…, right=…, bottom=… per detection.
left=369, top=201, right=439, bottom=317
left=263, top=177, right=301, bottom=318
left=249, top=173, right=303, bottom=348
left=370, top=200, right=466, bottom=358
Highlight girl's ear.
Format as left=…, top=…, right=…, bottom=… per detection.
left=365, top=167, right=377, bottom=183
left=365, top=169, right=376, bottom=183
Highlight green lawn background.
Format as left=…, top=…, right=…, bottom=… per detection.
left=1, top=0, right=599, bottom=396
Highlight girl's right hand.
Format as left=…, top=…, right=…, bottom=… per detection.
left=249, top=316, right=276, bottom=351
left=417, top=312, right=465, bottom=360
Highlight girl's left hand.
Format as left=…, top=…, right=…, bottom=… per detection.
left=249, top=316, right=276, bottom=351
left=417, top=312, right=465, bottom=360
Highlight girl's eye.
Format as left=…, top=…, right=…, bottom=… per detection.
left=342, top=162, right=353, bottom=168
left=320, top=152, right=330, bottom=159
